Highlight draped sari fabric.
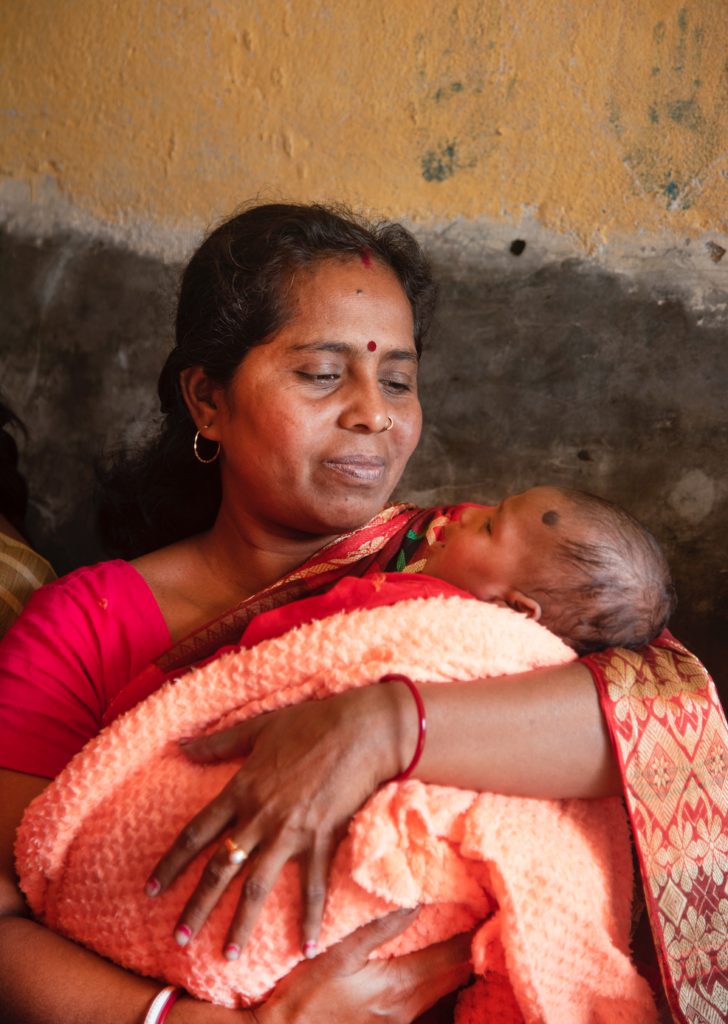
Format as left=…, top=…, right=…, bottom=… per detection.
left=102, top=503, right=454, bottom=725
left=584, top=637, right=728, bottom=1024
left=107, top=503, right=728, bottom=1024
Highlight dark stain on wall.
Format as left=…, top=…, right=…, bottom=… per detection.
left=1, top=228, right=726, bottom=700
left=421, top=141, right=458, bottom=182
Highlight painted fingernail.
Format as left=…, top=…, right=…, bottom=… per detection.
left=303, top=941, right=317, bottom=959
left=174, top=925, right=192, bottom=946
left=145, top=877, right=161, bottom=898
left=224, top=943, right=240, bottom=961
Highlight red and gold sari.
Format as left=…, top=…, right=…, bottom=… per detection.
left=110, top=503, right=728, bottom=1024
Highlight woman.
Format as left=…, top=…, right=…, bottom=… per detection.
left=0, top=203, right=723, bottom=1024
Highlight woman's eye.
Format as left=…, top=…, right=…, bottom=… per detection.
left=380, top=378, right=413, bottom=393
left=297, top=372, right=340, bottom=383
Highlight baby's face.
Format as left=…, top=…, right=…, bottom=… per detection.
left=423, top=487, right=568, bottom=609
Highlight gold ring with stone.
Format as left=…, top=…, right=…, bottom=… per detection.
left=224, top=838, right=247, bottom=865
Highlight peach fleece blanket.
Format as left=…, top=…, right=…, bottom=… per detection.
left=16, top=596, right=656, bottom=1024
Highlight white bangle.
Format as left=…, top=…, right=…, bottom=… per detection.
left=144, top=986, right=181, bottom=1024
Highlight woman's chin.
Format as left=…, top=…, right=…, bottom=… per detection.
left=303, top=489, right=395, bottom=535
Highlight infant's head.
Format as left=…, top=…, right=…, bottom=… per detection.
left=423, top=486, right=676, bottom=653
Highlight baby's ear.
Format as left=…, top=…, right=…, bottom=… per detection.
left=505, top=590, right=542, bottom=621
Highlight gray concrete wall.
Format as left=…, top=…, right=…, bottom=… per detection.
left=1, top=221, right=726, bottom=699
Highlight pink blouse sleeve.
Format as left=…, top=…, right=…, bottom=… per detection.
left=0, top=560, right=170, bottom=778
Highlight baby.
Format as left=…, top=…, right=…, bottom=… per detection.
left=422, top=485, right=676, bottom=653
left=242, top=485, right=676, bottom=656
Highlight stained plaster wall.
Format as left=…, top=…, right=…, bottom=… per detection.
left=1, top=1, right=727, bottom=694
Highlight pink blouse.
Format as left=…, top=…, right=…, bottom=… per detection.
left=0, top=560, right=170, bottom=778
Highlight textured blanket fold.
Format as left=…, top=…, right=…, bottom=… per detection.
left=16, top=595, right=657, bottom=1023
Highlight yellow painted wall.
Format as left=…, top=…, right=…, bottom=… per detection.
left=2, top=1, right=727, bottom=243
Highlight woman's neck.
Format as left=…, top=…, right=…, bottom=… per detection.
left=200, top=505, right=340, bottom=600
left=131, top=505, right=340, bottom=643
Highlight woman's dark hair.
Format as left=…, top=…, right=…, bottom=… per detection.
left=0, top=398, right=29, bottom=539
left=96, top=201, right=437, bottom=559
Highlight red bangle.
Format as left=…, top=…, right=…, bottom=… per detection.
left=379, top=674, right=426, bottom=782
left=144, top=987, right=182, bottom=1024
left=158, top=991, right=181, bottom=1024
left=158, top=989, right=181, bottom=1024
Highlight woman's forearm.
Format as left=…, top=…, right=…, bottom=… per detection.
left=0, top=914, right=160, bottom=1024
left=0, top=915, right=254, bottom=1024
left=407, top=661, right=622, bottom=798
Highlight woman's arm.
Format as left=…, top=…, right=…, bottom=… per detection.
left=150, top=660, right=620, bottom=959
left=415, top=661, right=621, bottom=796
left=1, top=770, right=470, bottom=1024
left=0, top=771, right=235, bottom=1023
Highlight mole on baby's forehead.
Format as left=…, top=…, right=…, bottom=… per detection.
left=542, top=510, right=560, bottom=526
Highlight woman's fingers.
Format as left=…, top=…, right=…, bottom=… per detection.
left=145, top=790, right=236, bottom=897
left=146, top=690, right=401, bottom=951
left=179, top=717, right=263, bottom=763
left=172, top=842, right=247, bottom=946
left=325, top=907, right=422, bottom=974
left=256, top=912, right=472, bottom=1024
left=299, top=836, right=337, bottom=958
left=406, top=928, right=473, bottom=987
left=256, top=909, right=427, bottom=1024
left=393, top=930, right=474, bottom=1020
left=148, top=719, right=267, bottom=895
left=222, top=843, right=296, bottom=959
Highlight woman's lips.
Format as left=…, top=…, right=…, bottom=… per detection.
left=322, top=455, right=386, bottom=482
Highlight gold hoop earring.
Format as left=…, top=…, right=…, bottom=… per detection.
left=384, top=416, right=394, bottom=431
left=194, top=427, right=220, bottom=464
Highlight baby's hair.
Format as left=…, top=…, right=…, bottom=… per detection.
left=531, top=489, right=676, bottom=655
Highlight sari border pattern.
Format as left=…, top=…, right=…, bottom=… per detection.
left=583, top=636, right=728, bottom=1024
left=104, top=503, right=458, bottom=728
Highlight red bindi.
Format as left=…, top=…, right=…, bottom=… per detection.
left=367, top=340, right=377, bottom=352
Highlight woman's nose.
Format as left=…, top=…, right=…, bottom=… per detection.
left=337, top=374, right=390, bottom=433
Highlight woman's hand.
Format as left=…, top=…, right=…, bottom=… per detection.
left=147, top=683, right=418, bottom=958
left=148, top=661, right=617, bottom=960
left=254, top=909, right=473, bottom=1024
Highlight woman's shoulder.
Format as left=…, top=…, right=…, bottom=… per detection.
left=22, top=558, right=163, bottom=635
left=3, top=557, right=170, bottom=661
left=34, top=559, right=170, bottom=656
left=44, top=557, right=144, bottom=594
